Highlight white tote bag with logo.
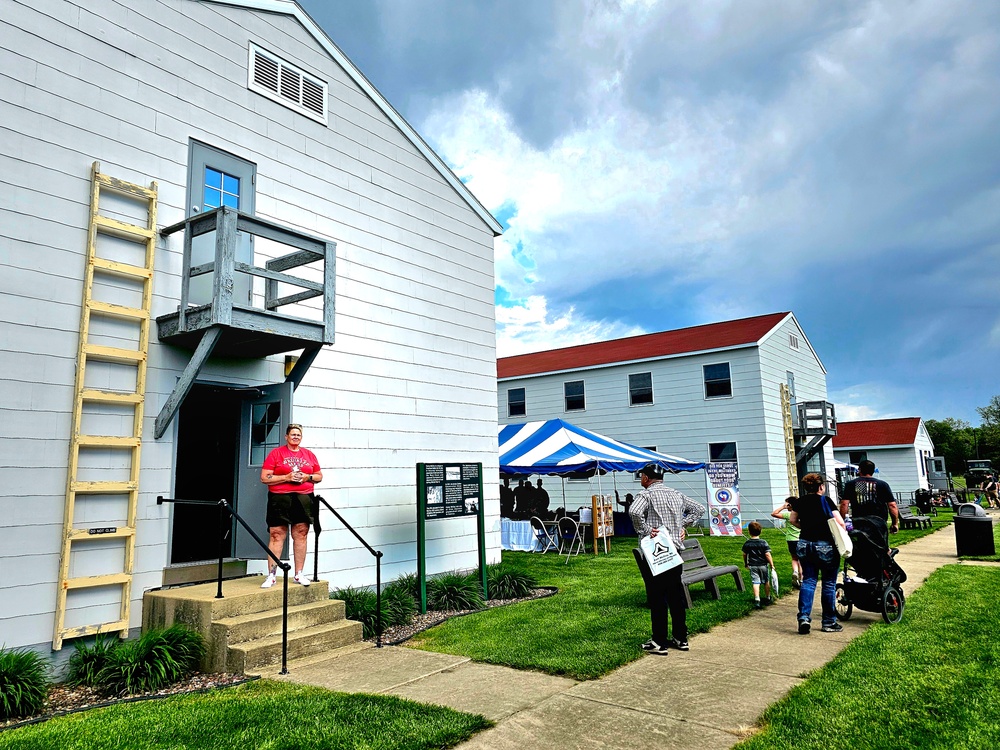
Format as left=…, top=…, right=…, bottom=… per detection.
left=640, top=527, right=683, bottom=576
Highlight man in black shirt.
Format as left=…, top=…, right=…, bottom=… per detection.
left=839, top=460, right=899, bottom=546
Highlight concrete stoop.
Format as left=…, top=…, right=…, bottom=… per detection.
left=142, top=575, right=364, bottom=674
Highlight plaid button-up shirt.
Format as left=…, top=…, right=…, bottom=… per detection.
left=630, top=480, right=705, bottom=548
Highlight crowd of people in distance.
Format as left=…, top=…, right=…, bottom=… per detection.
left=500, top=477, right=552, bottom=519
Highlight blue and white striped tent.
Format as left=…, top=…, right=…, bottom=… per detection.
left=499, top=419, right=704, bottom=476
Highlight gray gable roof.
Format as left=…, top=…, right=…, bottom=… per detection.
left=205, top=0, right=503, bottom=236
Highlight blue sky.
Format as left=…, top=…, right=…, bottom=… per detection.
left=299, top=0, right=1000, bottom=425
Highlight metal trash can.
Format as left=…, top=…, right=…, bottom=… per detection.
left=954, top=503, right=995, bottom=556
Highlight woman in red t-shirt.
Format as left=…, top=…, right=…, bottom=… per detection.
left=259, top=423, right=323, bottom=588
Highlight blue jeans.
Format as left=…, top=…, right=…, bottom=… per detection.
left=796, top=540, right=839, bottom=627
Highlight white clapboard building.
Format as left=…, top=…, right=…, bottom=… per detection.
left=833, top=418, right=936, bottom=495
left=497, top=312, right=838, bottom=519
left=1, top=0, right=502, bottom=656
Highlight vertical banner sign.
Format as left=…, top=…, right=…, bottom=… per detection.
left=416, top=463, right=486, bottom=614
left=705, top=461, right=741, bottom=536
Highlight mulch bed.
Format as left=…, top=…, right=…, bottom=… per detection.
left=1, top=673, right=255, bottom=731
left=3, top=587, right=556, bottom=731
left=367, top=586, right=557, bottom=645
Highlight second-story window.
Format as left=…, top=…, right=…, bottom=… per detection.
left=703, top=362, right=732, bottom=398
left=508, top=388, right=526, bottom=418
left=629, top=372, right=653, bottom=406
left=564, top=380, right=585, bottom=411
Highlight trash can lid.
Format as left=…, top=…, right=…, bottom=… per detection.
left=956, top=502, right=988, bottom=517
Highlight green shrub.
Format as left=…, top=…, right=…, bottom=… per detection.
left=0, top=647, right=50, bottom=720
left=427, top=573, right=484, bottom=611
left=391, top=572, right=421, bottom=603
left=486, top=563, right=538, bottom=600
left=97, top=625, right=205, bottom=696
left=67, top=635, right=119, bottom=687
left=380, top=582, right=417, bottom=627
left=333, top=583, right=416, bottom=639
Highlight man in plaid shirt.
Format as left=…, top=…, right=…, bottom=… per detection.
left=630, top=464, right=705, bottom=655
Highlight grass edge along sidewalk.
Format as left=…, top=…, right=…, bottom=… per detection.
left=408, top=513, right=954, bottom=680
left=0, top=681, right=492, bottom=750
left=734, top=563, right=1000, bottom=750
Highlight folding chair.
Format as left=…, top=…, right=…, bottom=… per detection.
left=558, top=516, right=585, bottom=563
left=530, top=516, right=559, bottom=553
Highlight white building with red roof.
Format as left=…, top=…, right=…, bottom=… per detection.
left=498, top=312, right=835, bottom=520
left=833, top=418, right=936, bottom=494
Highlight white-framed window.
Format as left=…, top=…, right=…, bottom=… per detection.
left=564, top=380, right=585, bottom=411
left=709, top=442, right=738, bottom=462
left=507, top=388, right=526, bottom=418
left=703, top=362, right=732, bottom=399
left=248, top=43, right=328, bottom=124
left=628, top=372, right=653, bottom=406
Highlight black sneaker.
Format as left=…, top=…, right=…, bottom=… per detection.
left=753, top=601, right=763, bottom=609
left=647, top=643, right=670, bottom=656
left=821, top=623, right=844, bottom=633
left=667, top=638, right=690, bottom=651
left=798, top=620, right=811, bottom=635
left=763, top=597, right=773, bottom=606
left=640, top=639, right=658, bottom=652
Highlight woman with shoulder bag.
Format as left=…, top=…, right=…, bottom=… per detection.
left=788, top=473, right=847, bottom=635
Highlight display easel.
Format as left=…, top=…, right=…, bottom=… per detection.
left=591, top=494, right=614, bottom=554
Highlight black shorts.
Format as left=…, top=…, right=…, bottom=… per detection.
left=786, top=540, right=799, bottom=560
left=266, top=492, right=314, bottom=528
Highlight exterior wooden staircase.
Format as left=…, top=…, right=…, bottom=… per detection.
left=142, top=577, right=365, bottom=674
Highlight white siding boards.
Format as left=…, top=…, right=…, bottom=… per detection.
left=498, top=313, right=831, bottom=520
left=0, top=0, right=501, bottom=654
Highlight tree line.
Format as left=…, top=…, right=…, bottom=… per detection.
left=925, top=395, right=1000, bottom=480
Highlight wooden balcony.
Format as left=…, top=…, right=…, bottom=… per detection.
left=794, top=400, right=837, bottom=468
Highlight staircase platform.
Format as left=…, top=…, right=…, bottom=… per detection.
left=142, top=575, right=364, bottom=673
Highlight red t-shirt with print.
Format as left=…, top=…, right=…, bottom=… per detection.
left=263, top=445, right=320, bottom=494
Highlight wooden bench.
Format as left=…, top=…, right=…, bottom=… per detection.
left=898, top=505, right=932, bottom=530
left=632, top=538, right=745, bottom=609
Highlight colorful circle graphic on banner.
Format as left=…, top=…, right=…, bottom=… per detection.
left=715, top=489, right=733, bottom=504
left=731, top=516, right=740, bottom=526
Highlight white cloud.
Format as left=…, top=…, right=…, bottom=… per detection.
left=496, top=296, right=644, bottom=357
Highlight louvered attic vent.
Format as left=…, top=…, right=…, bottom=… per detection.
left=248, top=44, right=328, bottom=124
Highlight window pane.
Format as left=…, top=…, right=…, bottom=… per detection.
left=565, top=380, right=585, bottom=411
left=205, top=168, right=223, bottom=189
left=629, top=372, right=653, bottom=405
left=222, top=174, right=240, bottom=195
left=508, top=388, right=525, bottom=417
left=222, top=192, right=239, bottom=208
left=704, top=363, right=730, bottom=381
left=203, top=187, right=221, bottom=209
left=710, top=442, right=738, bottom=461
left=704, top=362, right=732, bottom=398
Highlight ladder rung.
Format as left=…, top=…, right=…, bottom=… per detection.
left=76, top=435, right=141, bottom=449
left=68, top=527, right=135, bottom=541
left=59, top=620, right=130, bottom=641
left=81, top=389, right=143, bottom=405
left=63, top=573, right=131, bottom=590
left=71, top=480, right=137, bottom=493
left=88, top=299, right=150, bottom=321
left=97, top=172, right=156, bottom=200
left=92, top=256, right=153, bottom=280
left=95, top=214, right=155, bottom=241
left=83, top=343, right=145, bottom=364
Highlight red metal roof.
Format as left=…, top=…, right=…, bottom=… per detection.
left=833, top=418, right=922, bottom=448
left=497, top=312, right=790, bottom=379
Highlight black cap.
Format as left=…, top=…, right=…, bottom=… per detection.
left=639, top=463, right=663, bottom=480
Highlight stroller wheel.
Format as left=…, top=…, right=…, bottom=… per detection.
left=835, top=583, right=853, bottom=620
left=881, top=586, right=904, bottom=624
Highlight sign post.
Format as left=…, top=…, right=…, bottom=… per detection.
left=416, top=462, right=486, bottom=613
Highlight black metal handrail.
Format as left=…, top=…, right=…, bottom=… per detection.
left=156, top=496, right=293, bottom=674
left=312, top=495, right=384, bottom=647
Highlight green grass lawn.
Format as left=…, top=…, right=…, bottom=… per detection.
left=410, top=513, right=956, bottom=680
left=735, top=564, right=1000, bottom=750
left=0, top=681, right=491, bottom=750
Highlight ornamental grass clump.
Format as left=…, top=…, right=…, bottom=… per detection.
left=332, top=583, right=417, bottom=638
left=0, top=647, right=50, bottom=720
left=93, top=625, right=205, bottom=696
left=486, top=563, right=537, bottom=600
left=67, top=635, right=119, bottom=687
left=426, top=573, right=484, bottom=611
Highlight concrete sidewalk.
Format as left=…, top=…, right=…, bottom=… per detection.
left=266, top=521, right=988, bottom=749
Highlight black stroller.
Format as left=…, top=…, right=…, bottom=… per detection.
left=835, top=518, right=907, bottom=624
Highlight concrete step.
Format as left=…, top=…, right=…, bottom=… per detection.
left=213, top=598, right=347, bottom=645
left=250, top=640, right=375, bottom=677
left=162, top=559, right=248, bottom=587
left=228, top=619, right=365, bottom=673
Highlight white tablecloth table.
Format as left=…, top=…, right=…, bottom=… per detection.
left=500, top=518, right=537, bottom=551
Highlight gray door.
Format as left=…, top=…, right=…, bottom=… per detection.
left=187, top=141, right=256, bottom=306
left=235, top=381, right=293, bottom=559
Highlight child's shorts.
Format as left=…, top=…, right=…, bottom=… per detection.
left=749, top=565, right=769, bottom=586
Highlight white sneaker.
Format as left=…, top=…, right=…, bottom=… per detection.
left=261, top=572, right=277, bottom=589
left=294, top=571, right=311, bottom=587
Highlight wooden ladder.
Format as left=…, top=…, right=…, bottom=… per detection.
left=53, top=163, right=158, bottom=650
left=780, top=384, right=798, bottom=497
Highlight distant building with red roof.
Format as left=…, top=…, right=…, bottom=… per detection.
left=498, top=312, right=833, bottom=517
left=833, top=418, right=935, bottom=492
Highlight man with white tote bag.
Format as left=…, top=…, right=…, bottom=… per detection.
left=630, top=464, right=706, bottom=656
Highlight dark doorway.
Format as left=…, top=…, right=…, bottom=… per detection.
left=170, top=384, right=242, bottom=564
